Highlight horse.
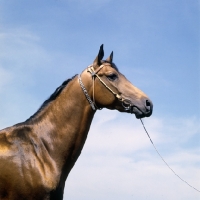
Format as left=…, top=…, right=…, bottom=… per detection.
left=0, top=45, right=153, bottom=200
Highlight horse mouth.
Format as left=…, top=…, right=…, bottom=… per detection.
left=131, top=106, right=152, bottom=119
left=119, top=99, right=153, bottom=118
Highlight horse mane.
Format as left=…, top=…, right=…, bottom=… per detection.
left=25, top=62, right=117, bottom=123
left=42, top=74, right=78, bottom=106
left=26, top=74, right=77, bottom=122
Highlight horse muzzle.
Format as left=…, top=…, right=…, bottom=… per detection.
left=122, top=99, right=153, bottom=119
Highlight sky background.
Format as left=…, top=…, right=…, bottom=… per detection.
left=0, top=0, right=199, bottom=199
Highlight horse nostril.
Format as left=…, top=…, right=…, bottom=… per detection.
left=145, top=100, right=151, bottom=112
left=146, top=100, right=151, bottom=107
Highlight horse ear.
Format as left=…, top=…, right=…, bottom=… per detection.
left=106, top=51, right=113, bottom=63
left=93, top=44, right=104, bottom=66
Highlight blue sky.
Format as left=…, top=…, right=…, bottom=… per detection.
left=0, top=0, right=199, bottom=199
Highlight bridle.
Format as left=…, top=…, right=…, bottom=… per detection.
left=78, top=64, right=133, bottom=111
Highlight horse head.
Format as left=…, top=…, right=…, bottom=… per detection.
left=80, top=44, right=153, bottom=119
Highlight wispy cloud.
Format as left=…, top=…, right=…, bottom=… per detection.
left=64, top=110, right=200, bottom=200
left=0, top=28, right=50, bottom=126
left=0, top=28, right=49, bottom=71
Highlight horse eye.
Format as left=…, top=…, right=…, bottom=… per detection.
left=106, top=74, right=118, bottom=81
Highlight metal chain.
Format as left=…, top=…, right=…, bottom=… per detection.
left=78, top=74, right=96, bottom=111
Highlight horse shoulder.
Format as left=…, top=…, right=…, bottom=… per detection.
left=0, top=124, right=60, bottom=199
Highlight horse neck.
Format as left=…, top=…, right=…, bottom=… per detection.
left=29, top=75, right=95, bottom=174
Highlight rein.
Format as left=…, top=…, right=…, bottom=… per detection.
left=140, top=119, right=200, bottom=193
left=78, top=64, right=132, bottom=111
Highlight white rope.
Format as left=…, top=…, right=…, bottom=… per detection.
left=140, top=119, right=200, bottom=193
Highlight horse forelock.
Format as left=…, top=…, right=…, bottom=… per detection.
left=101, top=60, right=119, bottom=71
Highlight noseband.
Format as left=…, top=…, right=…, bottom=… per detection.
left=78, top=64, right=132, bottom=111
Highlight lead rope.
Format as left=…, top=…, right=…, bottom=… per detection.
left=140, top=118, right=200, bottom=193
